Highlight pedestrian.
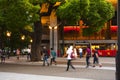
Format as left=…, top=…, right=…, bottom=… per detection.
left=27, top=48, right=31, bottom=61
left=7, top=50, right=10, bottom=59
left=73, top=46, right=78, bottom=59
left=16, top=48, right=20, bottom=60
left=85, top=45, right=91, bottom=68
left=42, top=46, right=49, bottom=66
left=50, top=48, right=57, bottom=65
left=0, top=49, right=6, bottom=63
left=13, top=49, right=16, bottom=56
left=92, top=48, right=102, bottom=67
left=66, top=46, right=75, bottom=71
left=79, top=47, right=83, bottom=58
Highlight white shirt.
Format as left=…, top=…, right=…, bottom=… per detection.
left=79, top=48, right=83, bottom=53
left=66, top=46, right=73, bottom=60
left=27, top=48, right=31, bottom=53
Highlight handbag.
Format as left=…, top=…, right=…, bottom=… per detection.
left=70, top=52, right=75, bottom=59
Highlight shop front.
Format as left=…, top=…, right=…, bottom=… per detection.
left=59, top=40, right=117, bottom=57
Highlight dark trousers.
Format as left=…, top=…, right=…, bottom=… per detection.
left=93, top=57, right=99, bottom=64
left=86, top=56, right=90, bottom=67
left=50, top=57, right=56, bottom=65
left=66, top=60, right=75, bottom=71
left=1, top=56, right=5, bottom=63
left=27, top=53, right=31, bottom=61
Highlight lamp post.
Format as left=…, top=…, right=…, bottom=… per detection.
left=6, top=31, right=11, bottom=48
left=6, top=31, right=11, bottom=59
left=21, top=35, right=25, bottom=49
left=49, top=26, right=57, bottom=49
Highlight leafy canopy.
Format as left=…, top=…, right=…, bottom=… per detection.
left=57, top=0, right=90, bottom=25
left=56, top=0, right=115, bottom=35
left=0, top=0, right=40, bottom=31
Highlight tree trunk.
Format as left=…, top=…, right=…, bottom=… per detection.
left=105, top=20, right=111, bottom=39
left=31, top=21, right=42, bottom=61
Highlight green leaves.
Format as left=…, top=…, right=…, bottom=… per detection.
left=0, top=0, right=115, bottom=36
left=57, top=0, right=115, bottom=35
left=0, top=0, right=41, bottom=32
left=57, top=0, right=90, bottom=25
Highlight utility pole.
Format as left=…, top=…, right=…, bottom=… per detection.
left=116, top=1, right=120, bottom=80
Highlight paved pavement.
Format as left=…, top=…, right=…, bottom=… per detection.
left=0, top=56, right=116, bottom=80
left=0, top=72, right=94, bottom=80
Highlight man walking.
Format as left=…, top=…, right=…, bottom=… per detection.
left=42, top=46, right=49, bottom=66
left=50, top=48, right=57, bottom=65
left=85, top=46, right=91, bottom=68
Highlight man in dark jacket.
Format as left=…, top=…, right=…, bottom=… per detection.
left=42, top=46, right=49, bottom=66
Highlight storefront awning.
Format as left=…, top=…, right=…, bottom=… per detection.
left=111, top=26, right=118, bottom=32
left=64, top=26, right=80, bottom=32
left=64, top=25, right=118, bottom=33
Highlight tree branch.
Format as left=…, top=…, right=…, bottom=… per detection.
left=20, top=29, right=33, bottom=38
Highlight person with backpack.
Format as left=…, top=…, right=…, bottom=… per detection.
left=50, top=48, right=57, bottom=65
left=42, top=46, right=49, bottom=66
left=85, top=46, right=91, bottom=68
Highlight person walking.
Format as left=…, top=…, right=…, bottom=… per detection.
left=79, top=47, right=83, bottom=58
left=92, top=48, right=102, bottom=67
left=42, top=46, right=49, bottom=66
left=73, top=46, right=78, bottom=59
left=27, top=48, right=31, bottom=61
left=16, top=48, right=20, bottom=60
left=66, top=46, right=75, bottom=71
left=85, top=46, right=91, bottom=68
left=0, top=49, right=6, bottom=63
left=50, top=48, right=57, bottom=65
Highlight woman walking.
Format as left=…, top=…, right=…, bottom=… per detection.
left=16, top=48, right=20, bottom=60
left=66, top=46, right=75, bottom=71
left=85, top=46, right=91, bottom=68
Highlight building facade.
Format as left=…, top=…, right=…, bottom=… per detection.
left=41, top=0, right=117, bottom=57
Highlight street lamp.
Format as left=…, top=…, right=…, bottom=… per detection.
left=6, top=31, right=11, bottom=48
left=30, top=39, right=33, bottom=43
left=21, top=35, right=25, bottom=40
left=6, top=31, right=11, bottom=37
left=49, top=26, right=57, bottom=49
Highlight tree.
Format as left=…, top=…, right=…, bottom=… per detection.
left=0, top=0, right=41, bottom=61
left=0, top=0, right=64, bottom=61
left=56, top=0, right=115, bottom=35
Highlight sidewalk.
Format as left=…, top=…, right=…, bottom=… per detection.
left=3, top=55, right=115, bottom=70
left=4, top=55, right=115, bottom=65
